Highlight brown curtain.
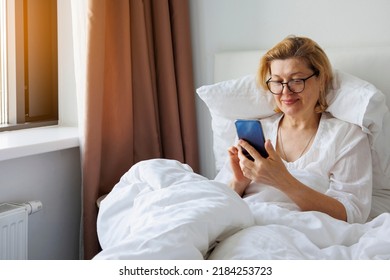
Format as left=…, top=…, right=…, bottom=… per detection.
left=82, top=0, right=199, bottom=259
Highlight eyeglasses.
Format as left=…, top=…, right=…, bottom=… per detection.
left=266, top=72, right=318, bottom=95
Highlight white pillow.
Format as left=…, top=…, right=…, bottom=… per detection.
left=196, top=70, right=390, bottom=218
left=196, top=75, right=275, bottom=172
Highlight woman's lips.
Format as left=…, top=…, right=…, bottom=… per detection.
left=282, top=99, right=298, bottom=105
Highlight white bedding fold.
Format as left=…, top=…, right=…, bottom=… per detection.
left=94, top=159, right=390, bottom=260
left=209, top=202, right=390, bottom=259
left=94, top=159, right=254, bottom=259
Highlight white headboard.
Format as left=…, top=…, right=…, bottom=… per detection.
left=214, top=47, right=390, bottom=108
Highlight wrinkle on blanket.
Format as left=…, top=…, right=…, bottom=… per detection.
left=212, top=200, right=390, bottom=259
left=95, top=159, right=254, bottom=259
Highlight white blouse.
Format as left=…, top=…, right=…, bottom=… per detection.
left=215, top=112, right=373, bottom=224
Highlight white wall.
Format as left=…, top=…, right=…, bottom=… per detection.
left=190, top=0, right=390, bottom=178
left=0, top=148, right=81, bottom=259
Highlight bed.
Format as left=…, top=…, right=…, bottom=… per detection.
left=94, top=47, right=390, bottom=260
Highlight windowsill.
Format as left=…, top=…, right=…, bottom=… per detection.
left=0, top=125, right=79, bottom=162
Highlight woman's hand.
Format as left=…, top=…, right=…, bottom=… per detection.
left=237, top=139, right=289, bottom=188
left=228, top=146, right=251, bottom=196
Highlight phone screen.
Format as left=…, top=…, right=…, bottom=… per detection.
left=235, top=119, right=268, bottom=160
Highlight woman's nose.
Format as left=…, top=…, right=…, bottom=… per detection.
left=281, top=84, right=294, bottom=94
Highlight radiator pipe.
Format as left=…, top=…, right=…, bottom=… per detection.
left=21, top=200, right=43, bottom=215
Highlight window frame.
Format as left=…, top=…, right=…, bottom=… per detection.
left=0, top=0, right=79, bottom=162
left=0, top=0, right=58, bottom=132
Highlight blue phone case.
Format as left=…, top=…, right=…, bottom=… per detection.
left=235, top=119, right=268, bottom=160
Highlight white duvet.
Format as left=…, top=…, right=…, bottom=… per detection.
left=94, top=159, right=390, bottom=260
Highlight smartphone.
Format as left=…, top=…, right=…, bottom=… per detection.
left=234, top=119, right=268, bottom=160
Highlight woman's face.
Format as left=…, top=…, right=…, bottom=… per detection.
left=269, top=58, right=321, bottom=118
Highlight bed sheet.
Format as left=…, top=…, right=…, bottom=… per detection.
left=94, top=159, right=390, bottom=260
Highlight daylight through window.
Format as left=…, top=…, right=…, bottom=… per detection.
left=0, top=0, right=58, bottom=131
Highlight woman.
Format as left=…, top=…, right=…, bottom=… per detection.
left=227, top=36, right=372, bottom=223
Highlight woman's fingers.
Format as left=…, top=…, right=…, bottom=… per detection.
left=238, top=140, right=261, bottom=161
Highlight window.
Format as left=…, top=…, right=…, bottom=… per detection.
left=0, top=0, right=58, bottom=131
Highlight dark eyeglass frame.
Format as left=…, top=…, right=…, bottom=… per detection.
left=266, top=72, right=319, bottom=95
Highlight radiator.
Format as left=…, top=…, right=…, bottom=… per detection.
left=0, top=201, right=42, bottom=260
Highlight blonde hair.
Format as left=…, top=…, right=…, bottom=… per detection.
left=258, top=36, right=333, bottom=113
